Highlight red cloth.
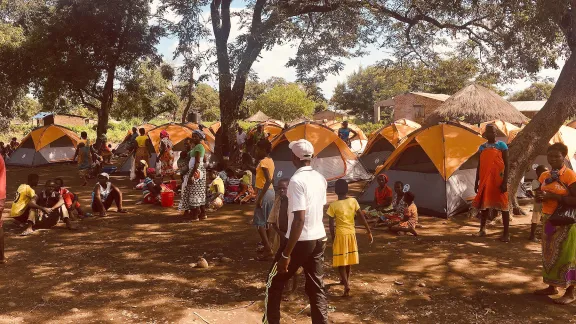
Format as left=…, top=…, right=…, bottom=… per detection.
left=375, top=185, right=392, bottom=206
left=0, top=155, right=5, bottom=200
left=60, top=188, right=81, bottom=209
left=473, top=147, right=509, bottom=211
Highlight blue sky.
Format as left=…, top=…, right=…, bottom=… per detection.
left=154, top=2, right=563, bottom=100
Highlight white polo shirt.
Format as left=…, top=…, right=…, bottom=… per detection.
left=286, top=166, right=327, bottom=241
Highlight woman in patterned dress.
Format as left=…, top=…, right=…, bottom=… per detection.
left=178, top=130, right=207, bottom=221
left=534, top=143, right=576, bottom=304
left=158, top=130, right=175, bottom=179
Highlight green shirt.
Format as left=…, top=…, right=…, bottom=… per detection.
left=189, top=144, right=205, bottom=160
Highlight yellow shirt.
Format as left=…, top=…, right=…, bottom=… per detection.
left=255, top=157, right=274, bottom=189
left=241, top=171, right=253, bottom=186
left=327, top=198, right=360, bottom=235
left=10, top=184, right=36, bottom=217
left=210, top=177, right=225, bottom=195
left=135, top=135, right=148, bottom=148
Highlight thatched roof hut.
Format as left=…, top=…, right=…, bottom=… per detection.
left=246, top=111, right=271, bottom=122
left=425, top=84, right=528, bottom=126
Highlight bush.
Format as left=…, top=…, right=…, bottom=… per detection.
left=356, top=122, right=384, bottom=136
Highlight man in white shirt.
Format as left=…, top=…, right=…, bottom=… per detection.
left=263, top=139, right=328, bottom=324
left=236, top=126, right=247, bottom=149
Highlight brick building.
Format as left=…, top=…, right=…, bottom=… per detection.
left=313, top=110, right=348, bottom=121
left=33, top=112, right=96, bottom=127
left=373, top=92, right=450, bottom=124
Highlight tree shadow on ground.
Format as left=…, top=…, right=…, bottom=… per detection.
left=0, top=164, right=574, bottom=323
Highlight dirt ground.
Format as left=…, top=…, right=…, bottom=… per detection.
left=1, top=163, right=576, bottom=324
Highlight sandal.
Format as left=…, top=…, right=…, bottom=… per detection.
left=117, top=209, right=129, bottom=214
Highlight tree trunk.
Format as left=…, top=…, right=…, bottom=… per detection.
left=96, top=68, right=116, bottom=147
left=508, top=51, right=576, bottom=202
left=180, top=71, right=195, bottom=124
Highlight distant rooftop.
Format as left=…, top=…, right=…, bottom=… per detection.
left=410, top=92, right=451, bottom=101
left=510, top=100, right=547, bottom=112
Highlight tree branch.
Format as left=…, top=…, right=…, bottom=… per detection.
left=78, top=89, right=99, bottom=112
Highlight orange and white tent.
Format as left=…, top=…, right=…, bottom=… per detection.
left=360, top=119, right=421, bottom=172
left=509, top=125, right=576, bottom=180
left=7, top=125, right=81, bottom=166
left=248, top=120, right=286, bottom=142
left=270, top=122, right=370, bottom=185
left=114, top=123, right=156, bottom=155
left=119, top=123, right=212, bottom=173
left=185, top=122, right=216, bottom=151
left=324, top=121, right=368, bottom=154
left=359, top=123, right=486, bottom=217
left=479, top=120, right=520, bottom=143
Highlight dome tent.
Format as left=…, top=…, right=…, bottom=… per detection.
left=114, top=123, right=156, bottom=156
left=360, top=119, right=421, bottom=172
left=185, top=122, right=216, bottom=151
left=269, top=122, right=370, bottom=185
left=7, top=125, right=81, bottom=167
left=248, top=120, right=285, bottom=142
left=358, top=123, right=486, bottom=218
left=324, top=120, right=368, bottom=154
left=119, top=123, right=212, bottom=173
left=479, top=120, right=520, bottom=143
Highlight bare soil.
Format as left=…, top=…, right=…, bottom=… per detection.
left=1, top=163, right=575, bottom=323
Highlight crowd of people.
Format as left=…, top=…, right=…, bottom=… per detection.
left=1, top=121, right=576, bottom=318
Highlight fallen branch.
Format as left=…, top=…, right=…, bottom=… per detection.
left=193, top=311, right=211, bottom=324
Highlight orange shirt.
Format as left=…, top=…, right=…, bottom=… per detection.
left=539, top=166, right=576, bottom=215
left=255, top=157, right=275, bottom=189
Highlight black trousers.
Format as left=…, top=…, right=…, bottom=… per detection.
left=264, top=237, right=328, bottom=324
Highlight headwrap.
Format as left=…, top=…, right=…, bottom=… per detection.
left=160, top=130, right=169, bottom=139
left=99, top=172, right=110, bottom=180
left=193, top=130, right=206, bottom=140
left=377, top=174, right=389, bottom=183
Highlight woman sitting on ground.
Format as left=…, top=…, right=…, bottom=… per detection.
left=364, top=174, right=393, bottom=220
left=373, top=181, right=405, bottom=227
left=92, top=173, right=128, bottom=217
left=138, top=174, right=171, bottom=205
left=388, top=191, right=418, bottom=236
left=206, top=169, right=225, bottom=211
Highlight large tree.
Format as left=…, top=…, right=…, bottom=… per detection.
left=25, top=0, right=162, bottom=139
left=161, top=0, right=576, bottom=201
left=161, top=0, right=370, bottom=156
left=113, top=61, right=180, bottom=121
left=254, top=83, right=316, bottom=120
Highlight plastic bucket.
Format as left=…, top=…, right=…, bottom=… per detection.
left=161, top=191, right=175, bottom=207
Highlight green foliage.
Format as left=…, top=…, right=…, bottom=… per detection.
left=0, top=23, right=28, bottom=129
left=355, top=122, right=384, bottom=136
left=113, top=61, right=180, bottom=121
left=21, top=0, right=162, bottom=135
left=254, top=84, right=316, bottom=121
left=192, top=83, right=220, bottom=121
left=331, top=56, right=498, bottom=121
left=509, top=82, right=555, bottom=101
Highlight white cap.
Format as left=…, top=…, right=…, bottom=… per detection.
left=99, top=172, right=110, bottom=179
left=289, top=139, right=314, bottom=161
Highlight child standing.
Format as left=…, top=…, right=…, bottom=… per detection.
left=528, top=165, right=549, bottom=241
left=327, top=179, right=373, bottom=297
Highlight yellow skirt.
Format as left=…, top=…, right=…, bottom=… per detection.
left=333, top=233, right=359, bottom=267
